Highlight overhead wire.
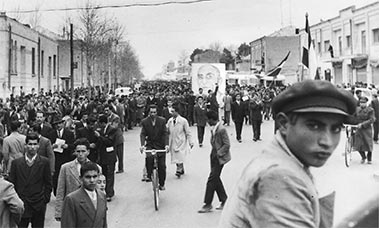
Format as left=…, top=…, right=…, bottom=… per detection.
left=6, top=0, right=212, bottom=14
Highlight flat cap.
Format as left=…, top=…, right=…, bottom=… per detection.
left=272, top=80, right=356, bottom=116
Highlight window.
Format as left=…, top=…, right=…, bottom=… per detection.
left=362, top=30, right=366, bottom=53
left=41, top=50, right=44, bottom=77
left=346, top=35, right=351, bottom=48
left=32, top=48, right=35, bottom=75
left=324, top=40, right=330, bottom=52
left=53, top=55, right=56, bottom=78
left=373, top=28, right=379, bottom=44
left=317, top=42, right=321, bottom=53
left=10, top=40, right=17, bottom=74
left=338, top=37, right=342, bottom=55
left=48, top=56, right=52, bottom=78
left=20, top=46, right=26, bottom=74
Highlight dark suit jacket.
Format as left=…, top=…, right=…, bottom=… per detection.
left=37, top=136, right=55, bottom=175
left=97, top=125, right=117, bottom=165
left=8, top=155, right=52, bottom=217
left=193, top=104, right=208, bottom=127
left=211, top=124, right=231, bottom=165
left=40, top=123, right=54, bottom=143
left=231, top=101, right=246, bottom=123
left=140, top=116, right=168, bottom=150
left=77, top=127, right=98, bottom=162
left=162, top=107, right=172, bottom=123
left=61, top=187, right=107, bottom=228
left=51, top=128, right=76, bottom=171
left=249, top=100, right=263, bottom=121
left=371, top=98, right=379, bottom=121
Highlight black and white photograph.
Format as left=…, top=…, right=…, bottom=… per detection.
left=0, top=0, right=379, bottom=227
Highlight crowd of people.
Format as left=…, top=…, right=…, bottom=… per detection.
left=0, top=78, right=377, bottom=227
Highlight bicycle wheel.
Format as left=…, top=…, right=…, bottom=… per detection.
left=345, top=137, right=352, bottom=167
left=152, top=169, right=159, bottom=211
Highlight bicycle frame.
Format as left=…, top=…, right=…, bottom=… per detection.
left=143, top=149, right=166, bottom=210
left=344, top=124, right=358, bottom=167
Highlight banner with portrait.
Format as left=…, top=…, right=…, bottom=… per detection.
left=191, top=63, right=226, bottom=107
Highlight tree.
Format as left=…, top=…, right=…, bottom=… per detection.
left=189, top=48, right=204, bottom=63
left=237, top=43, right=251, bottom=57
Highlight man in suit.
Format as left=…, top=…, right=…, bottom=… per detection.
left=249, top=93, right=264, bottom=141
left=51, top=119, right=76, bottom=196
left=55, top=138, right=100, bottom=221
left=198, top=110, right=231, bottom=213
left=219, top=80, right=357, bottom=227
left=2, top=120, right=26, bottom=174
left=140, top=105, right=169, bottom=187
left=61, top=162, right=107, bottom=228
left=36, top=111, right=54, bottom=143
left=28, top=124, right=55, bottom=176
left=96, top=115, right=117, bottom=202
left=193, top=96, right=208, bottom=147
left=104, top=104, right=124, bottom=174
left=8, top=132, right=53, bottom=228
left=0, top=177, right=24, bottom=228
left=370, top=93, right=379, bottom=143
left=231, top=93, right=246, bottom=143
left=223, top=91, right=233, bottom=126
left=77, top=117, right=99, bottom=163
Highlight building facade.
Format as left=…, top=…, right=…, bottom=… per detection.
left=250, top=31, right=301, bottom=84
left=300, top=3, right=379, bottom=85
left=0, top=12, right=87, bottom=98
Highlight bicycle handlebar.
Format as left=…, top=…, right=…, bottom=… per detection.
left=344, top=124, right=358, bottom=127
left=143, top=149, right=167, bottom=155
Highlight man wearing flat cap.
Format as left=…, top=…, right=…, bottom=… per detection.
left=219, top=80, right=356, bottom=228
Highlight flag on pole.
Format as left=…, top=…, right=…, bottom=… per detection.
left=302, top=13, right=319, bottom=80
left=266, top=51, right=291, bottom=78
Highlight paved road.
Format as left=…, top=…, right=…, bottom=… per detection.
left=45, top=119, right=379, bottom=228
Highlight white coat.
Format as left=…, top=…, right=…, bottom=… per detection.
left=167, top=115, right=193, bottom=164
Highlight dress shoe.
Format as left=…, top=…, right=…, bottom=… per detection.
left=361, top=159, right=366, bottom=164
left=116, top=170, right=124, bottom=174
left=198, top=204, right=212, bottom=213
left=145, top=178, right=152, bottom=182
left=216, top=201, right=226, bottom=210
left=368, top=161, right=372, bottom=164
left=238, top=139, right=242, bottom=143
left=141, top=176, right=147, bottom=182
left=159, top=185, right=165, bottom=191
left=199, top=143, right=203, bottom=147
left=253, top=138, right=257, bottom=142
left=175, top=172, right=181, bottom=178
left=106, top=196, right=112, bottom=202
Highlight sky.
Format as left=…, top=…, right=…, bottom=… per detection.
left=1, top=0, right=378, bottom=78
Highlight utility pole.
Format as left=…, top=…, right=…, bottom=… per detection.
left=70, top=23, right=74, bottom=100
left=108, top=42, right=112, bottom=94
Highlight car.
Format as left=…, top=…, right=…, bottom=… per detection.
left=115, top=87, right=133, bottom=97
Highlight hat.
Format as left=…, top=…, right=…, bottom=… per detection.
left=272, top=80, right=356, bottom=116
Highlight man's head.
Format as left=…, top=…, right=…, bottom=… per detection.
left=197, top=96, right=204, bottom=105
left=97, top=174, right=106, bottom=193
left=87, top=116, right=97, bottom=130
left=206, top=110, right=218, bottom=126
left=197, top=64, right=220, bottom=93
left=80, top=162, right=100, bottom=191
left=36, top=111, right=45, bottom=124
left=149, top=105, right=158, bottom=118
left=28, top=123, right=42, bottom=135
left=103, top=105, right=113, bottom=117
left=74, top=138, right=90, bottom=163
left=25, top=132, right=40, bottom=157
left=272, top=80, right=356, bottom=168
left=10, top=120, right=21, bottom=132
left=98, top=115, right=108, bottom=128
left=359, top=96, right=369, bottom=109
left=171, top=104, right=179, bottom=118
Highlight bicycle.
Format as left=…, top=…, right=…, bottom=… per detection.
left=344, top=124, right=358, bottom=167
left=143, top=148, right=167, bottom=211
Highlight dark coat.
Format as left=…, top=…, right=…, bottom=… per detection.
left=231, top=101, right=246, bottom=123
left=51, top=128, right=76, bottom=171
left=97, top=124, right=117, bottom=165
left=249, top=100, right=264, bottom=121
left=37, top=136, right=55, bottom=175
left=61, top=187, right=107, bottom=228
left=193, top=104, right=208, bottom=127
left=140, top=116, right=168, bottom=150
left=354, top=106, right=375, bottom=152
left=8, top=155, right=52, bottom=218
left=162, top=107, right=173, bottom=123
left=40, top=123, right=54, bottom=143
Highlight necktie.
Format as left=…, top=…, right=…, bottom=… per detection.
left=173, top=118, right=176, bottom=125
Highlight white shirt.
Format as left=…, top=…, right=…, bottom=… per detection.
left=25, top=153, right=37, bottom=163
